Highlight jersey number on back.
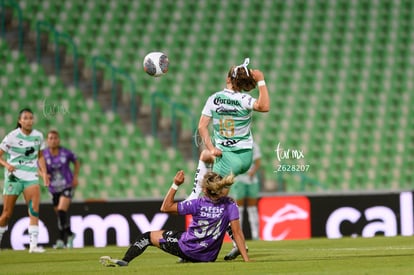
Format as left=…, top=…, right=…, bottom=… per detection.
left=194, top=219, right=223, bottom=240
left=219, top=118, right=235, bottom=138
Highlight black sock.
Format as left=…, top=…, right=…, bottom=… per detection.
left=226, top=225, right=234, bottom=241
left=65, top=227, right=74, bottom=237
left=58, top=230, right=65, bottom=240
left=65, top=218, right=73, bottom=237
left=57, top=210, right=67, bottom=240
left=122, top=232, right=152, bottom=262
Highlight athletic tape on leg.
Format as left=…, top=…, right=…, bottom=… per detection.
left=28, top=200, right=39, bottom=217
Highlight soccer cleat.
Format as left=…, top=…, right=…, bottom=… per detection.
left=53, top=239, right=65, bottom=249
left=67, top=234, right=76, bottom=249
left=177, top=258, right=190, bottom=263
left=224, top=247, right=248, bottom=261
left=100, top=256, right=128, bottom=267
left=29, top=246, right=45, bottom=253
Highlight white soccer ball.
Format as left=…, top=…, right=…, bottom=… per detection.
left=143, top=52, right=169, bottom=77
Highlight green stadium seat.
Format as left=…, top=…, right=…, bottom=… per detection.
left=3, top=0, right=413, bottom=195
left=0, top=40, right=195, bottom=200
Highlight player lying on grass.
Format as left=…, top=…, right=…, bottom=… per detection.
left=100, top=170, right=250, bottom=266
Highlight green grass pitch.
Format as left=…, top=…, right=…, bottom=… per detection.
left=1, top=236, right=413, bottom=274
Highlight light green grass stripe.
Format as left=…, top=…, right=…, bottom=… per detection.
left=1, top=237, right=414, bottom=275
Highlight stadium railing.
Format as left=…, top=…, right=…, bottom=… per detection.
left=150, top=91, right=198, bottom=161
left=0, top=0, right=23, bottom=51
left=35, top=20, right=79, bottom=88
left=91, top=55, right=138, bottom=123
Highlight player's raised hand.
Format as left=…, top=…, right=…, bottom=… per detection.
left=210, top=147, right=222, bottom=157
left=174, top=170, right=185, bottom=186
left=250, top=69, right=265, bottom=82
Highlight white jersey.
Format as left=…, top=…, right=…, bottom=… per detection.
left=201, top=89, right=256, bottom=151
left=236, top=142, right=261, bottom=184
left=0, top=128, right=45, bottom=181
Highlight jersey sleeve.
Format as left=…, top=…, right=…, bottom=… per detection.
left=42, top=149, right=52, bottom=172
left=201, top=95, right=214, bottom=117
left=177, top=199, right=199, bottom=216
left=67, top=148, right=78, bottom=162
left=38, top=131, right=46, bottom=151
left=240, top=93, right=256, bottom=110
left=228, top=201, right=240, bottom=221
left=0, top=133, right=11, bottom=153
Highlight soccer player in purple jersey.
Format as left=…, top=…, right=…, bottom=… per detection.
left=100, top=170, right=250, bottom=266
left=43, top=130, right=80, bottom=249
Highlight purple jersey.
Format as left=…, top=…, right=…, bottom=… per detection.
left=43, top=147, right=77, bottom=193
left=177, top=196, right=239, bottom=262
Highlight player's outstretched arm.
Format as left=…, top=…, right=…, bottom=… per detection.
left=230, top=219, right=251, bottom=262
left=160, top=170, right=185, bottom=214
left=251, top=69, right=270, bottom=112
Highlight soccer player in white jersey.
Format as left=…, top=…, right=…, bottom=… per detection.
left=0, top=108, right=50, bottom=253
left=187, top=58, right=269, bottom=260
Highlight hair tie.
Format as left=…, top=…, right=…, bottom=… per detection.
left=232, top=58, right=250, bottom=78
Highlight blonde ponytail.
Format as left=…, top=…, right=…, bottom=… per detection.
left=202, top=172, right=234, bottom=198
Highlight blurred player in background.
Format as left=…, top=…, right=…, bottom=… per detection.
left=43, top=130, right=80, bottom=249
left=186, top=58, right=269, bottom=260
left=0, top=108, right=49, bottom=253
left=230, top=142, right=262, bottom=240
left=100, top=170, right=249, bottom=267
